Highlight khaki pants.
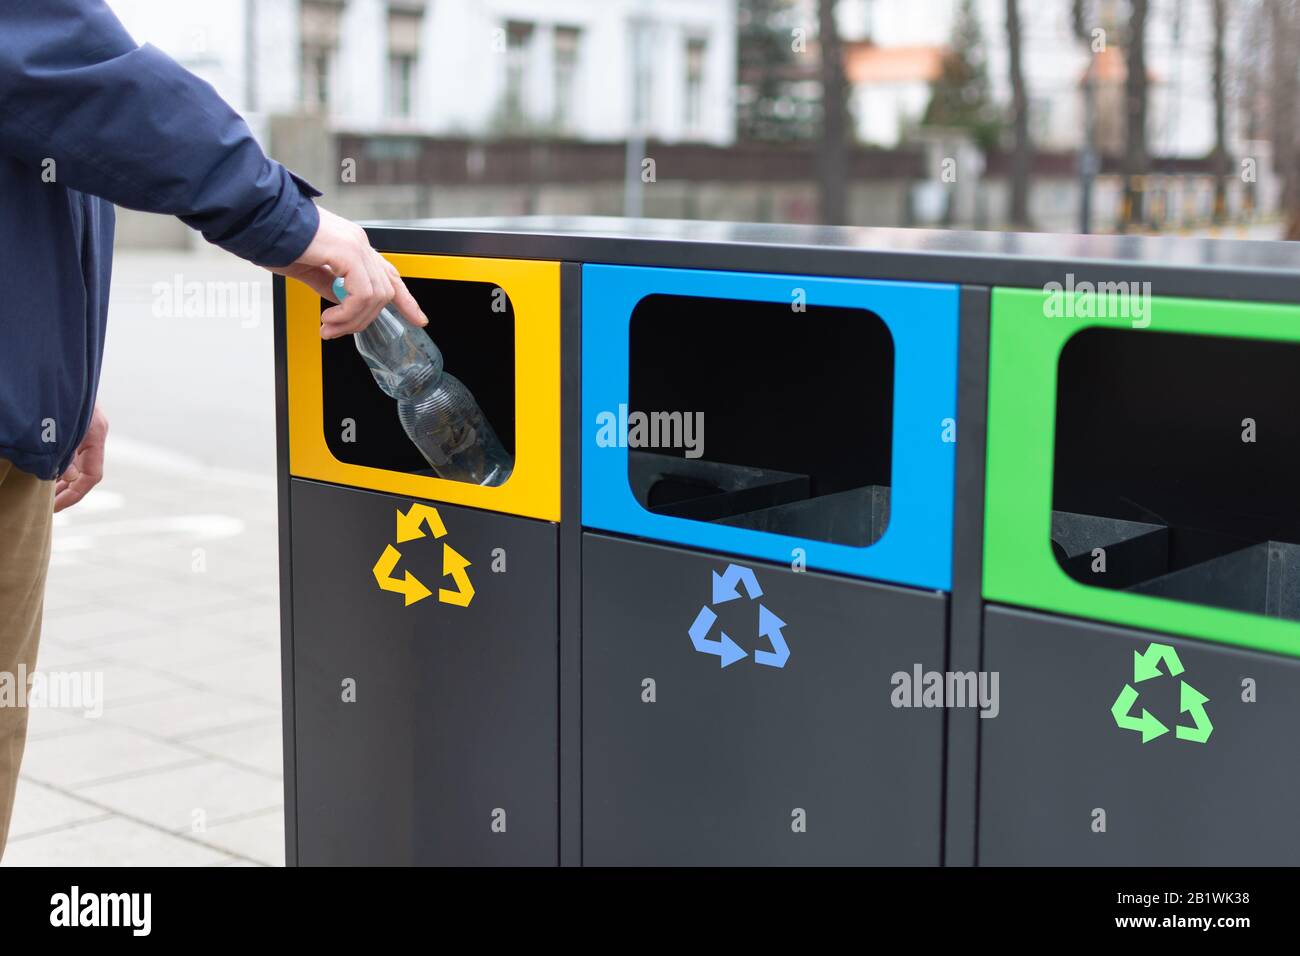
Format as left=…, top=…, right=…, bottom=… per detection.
left=0, top=459, right=53, bottom=858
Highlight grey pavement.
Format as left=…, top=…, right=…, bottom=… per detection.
left=4, top=245, right=284, bottom=866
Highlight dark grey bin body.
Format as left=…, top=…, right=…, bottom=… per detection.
left=581, top=532, right=946, bottom=865
left=288, top=479, right=558, bottom=865
left=273, top=218, right=1300, bottom=867
left=978, top=605, right=1300, bottom=865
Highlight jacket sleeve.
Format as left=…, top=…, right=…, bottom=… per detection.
left=0, top=0, right=321, bottom=267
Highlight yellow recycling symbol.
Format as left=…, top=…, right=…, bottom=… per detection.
left=371, top=503, right=474, bottom=608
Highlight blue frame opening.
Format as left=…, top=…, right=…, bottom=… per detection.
left=582, top=264, right=959, bottom=591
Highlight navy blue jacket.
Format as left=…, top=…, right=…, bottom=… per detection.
left=1, top=0, right=321, bottom=479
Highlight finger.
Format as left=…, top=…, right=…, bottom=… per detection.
left=54, top=487, right=84, bottom=512
left=319, top=308, right=373, bottom=338
left=388, top=273, right=428, bottom=327
left=320, top=311, right=380, bottom=339
left=326, top=263, right=391, bottom=337
left=323, top=266, right=375, bottom=328
left=360, top=253, right=394, bottom=325
left=322, top=269, right=384, bottom=332
left=319, top=319, right=361, bottom=340
left=319, top=299, right=370, bottom=330
left=80, top=458, right=104, bottom=490
left=53, top=473, right=93, bottom=513
left=369, top=252, right=395, bottom=300
left=294, top=266, right=343, bottom=303
left=79, top=436, right=105, bottom=479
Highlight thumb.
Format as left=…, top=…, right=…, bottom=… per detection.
left=291, top=266, right=344, bottom=303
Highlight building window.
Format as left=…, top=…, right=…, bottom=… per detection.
left=1029, top=95, right=1051, bottom=144
left=300, top=0, right=342, bottom=113
left=503, top=21, right=535, bottom=128
left=389, top=55, right=415, bottom=119
left=306, top=49, right=330, bottom=112
left=553, top=26, right=581, bottom=132
left=387, top=9, right=422, bottom=120
left=684, top=36, right=707, bottom=133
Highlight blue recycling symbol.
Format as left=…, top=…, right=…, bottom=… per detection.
left=687, top=563, right=790, bottom=669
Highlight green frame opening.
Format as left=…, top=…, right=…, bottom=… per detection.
left=984, top=286, right=1300, bottom=658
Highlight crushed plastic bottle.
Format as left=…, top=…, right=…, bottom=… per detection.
left=333, top=276, right=512, bottom=487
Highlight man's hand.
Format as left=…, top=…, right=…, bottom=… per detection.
left=268, top=207, right=428, bottom=339
left=54, top=404, right=108, bottom=513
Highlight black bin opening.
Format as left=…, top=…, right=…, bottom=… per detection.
left=627, top=293, right=894, bottom=547
left=1052, top=326, right=1300, bottom=620
left=320, top=277, right=516, bottom=477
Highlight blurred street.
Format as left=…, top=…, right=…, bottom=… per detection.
left=2, top=248, right=284, bottom=866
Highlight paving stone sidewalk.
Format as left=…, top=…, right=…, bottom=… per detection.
left=3, top=455, right=284, bottom=866
left=4, top=248, right=285, bottom=867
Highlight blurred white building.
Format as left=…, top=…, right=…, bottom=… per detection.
left=108, top=0, right=738, bottom=145
left=828, top=0, right=1228, bottom=157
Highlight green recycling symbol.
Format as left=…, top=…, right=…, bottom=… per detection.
left=1111, top=642, right=1213, bottom=744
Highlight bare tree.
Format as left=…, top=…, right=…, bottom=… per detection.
left=1236, top=0, right=1268, bottom=145
left=1122, top=0, right=1151, bottom=230
left=1269, top=0, right=1300, bottom=238
left=1072, top=0, right=1105, bottom=233
left=817, top=0, right=849, bottom=225
left=1005, top=0, right=1032, bottom=228
left=1271, top=0, right=1297, bottom=183
left=1211, top=0, right=1231, bottom=223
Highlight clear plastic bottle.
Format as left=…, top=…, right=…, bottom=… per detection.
left=333, top=277, right=512, bottom=487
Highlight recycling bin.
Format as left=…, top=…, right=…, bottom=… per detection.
left=979, top=606, right=1300, bottom=865
left=288, top=483, right=558, bottom=865
left=580, top=263, right=959, bottom=864
left=276, top=252, right=561, bottom=865
left=283, top=253, right=560, bottom=521
left=274, top=215, right=1300, bottom=867
left=979, top=286, right=1300, bottom=864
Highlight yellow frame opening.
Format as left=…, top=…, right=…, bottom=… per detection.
left=285, top=253, right=561, bottom=522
